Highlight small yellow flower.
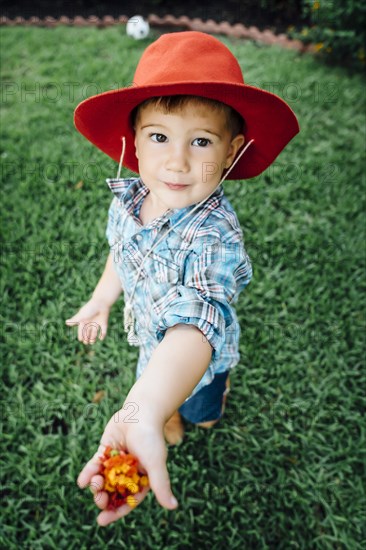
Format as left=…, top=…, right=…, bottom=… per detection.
left=107, top=467, right=117, bottom=484
left=120, top=463, right=131, bottom=474
left=127, top=482, right=139, bottom=494
left=140, top=475, right=149, bottom=487
left=314, top=42, right=324, bottom=52
left=312, top=1, right=320, bottom=10
left=301, top=28, right=309, bottom=36
left=104, top=481, right=115, bottom=492
left=115, top=474, right=128, bottom=487
left=132, top=472, right=140, bottom=484
left=126, top=495, right=138, bottom=508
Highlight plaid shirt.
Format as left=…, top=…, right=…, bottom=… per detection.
left=106, top=177, right=252, bottom=400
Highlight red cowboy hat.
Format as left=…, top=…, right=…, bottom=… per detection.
left=74, top=31, right=299, bottom=179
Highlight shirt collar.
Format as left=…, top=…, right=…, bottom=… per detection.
left=106, top=177, right=224, bottom=239
left=168, top=185, right=224, bottom=241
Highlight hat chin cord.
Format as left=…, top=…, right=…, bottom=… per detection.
left=115, top=136, right=254, bottom=345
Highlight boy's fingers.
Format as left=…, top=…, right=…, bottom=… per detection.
left=146, top=458, right=178, bottom=510
left=99, top=324, right=108, bottom=340
left=66, top=311, right=88, bottom=324
left=65, top=317, right=80, bottom=325
left=78, top=321, right=94, bottom=344
left=93, top=490, right=109, bottom=510
left=96, top=486, right=150, bottom=526
left=77, top=445, right=105, bottom=488
left=86, top=322, right=105, bottom=343
left=89, top=474, right=105, bottom=494
left=66, top=315, right=108, bottom=344
left=77, top=462, right=101, bottom=488
left=79, top=321, right=103, bottom=345
left=78, top=322, right=85, bottom=343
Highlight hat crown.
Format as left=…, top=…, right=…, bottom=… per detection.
left=134, top=31, right=245, bottom=87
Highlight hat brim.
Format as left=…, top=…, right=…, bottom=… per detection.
left=74, top=82, right=299, bottom=180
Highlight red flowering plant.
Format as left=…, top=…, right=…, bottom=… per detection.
left=98, top=446, right=149, bottom=510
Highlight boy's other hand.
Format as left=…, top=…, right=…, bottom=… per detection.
left=77, top=410, right=178, bottom=525
left=65, top=298, right=110, bottom=344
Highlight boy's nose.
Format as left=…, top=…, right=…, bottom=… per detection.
left=165, top=146, right=189, bottom=173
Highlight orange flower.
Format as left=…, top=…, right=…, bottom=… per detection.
left=98, top=446, right=149, bottom=510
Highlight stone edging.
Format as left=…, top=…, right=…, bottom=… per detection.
left=0, top=14, right=312, bottom=53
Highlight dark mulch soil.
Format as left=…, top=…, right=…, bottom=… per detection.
left=0, top=0, right=307, bottom=33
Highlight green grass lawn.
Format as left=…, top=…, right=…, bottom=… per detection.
left=1, top=25, right=365, bottom=549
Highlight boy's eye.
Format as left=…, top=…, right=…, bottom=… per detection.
left=192, top=137, right=212, bottom=147
left=150, top=133, right=167, bottom=143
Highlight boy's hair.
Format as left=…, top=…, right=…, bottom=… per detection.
left=132, top=95, right=246, bottom=138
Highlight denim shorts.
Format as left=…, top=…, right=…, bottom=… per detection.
left=178, top=371, right=230, bottom=424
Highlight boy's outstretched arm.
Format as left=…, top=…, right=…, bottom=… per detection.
left=78, top=324, right=213, bottom=526
left=127, top=324, right=213, bottom=426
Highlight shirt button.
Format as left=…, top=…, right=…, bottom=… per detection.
left=135, top=234, right=142, bottom=241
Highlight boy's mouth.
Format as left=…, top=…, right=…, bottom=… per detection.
left=164, top=182, right=188, bottom=190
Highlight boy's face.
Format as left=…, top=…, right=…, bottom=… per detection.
left=134, top=101, right=245, bottom=213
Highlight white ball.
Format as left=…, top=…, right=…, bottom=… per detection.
left=126, top=15, right=150, bottom=40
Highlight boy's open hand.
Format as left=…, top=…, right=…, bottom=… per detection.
left=65, top=298, right=110, bottom=344
left=77, top=410, right=178, bottom=526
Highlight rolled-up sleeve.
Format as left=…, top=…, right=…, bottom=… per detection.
left=156, top=240, right=252, bottom=364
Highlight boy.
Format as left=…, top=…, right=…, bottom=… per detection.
left=66, top=31, right=299, bottom=526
